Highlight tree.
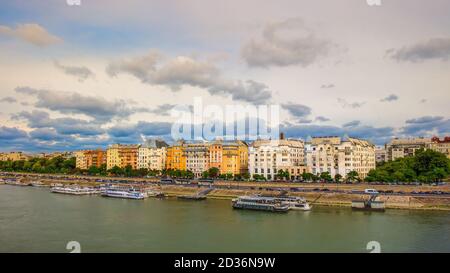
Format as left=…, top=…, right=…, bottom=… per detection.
left=276, top=169, right=290, bottom=180
left=108, top=166, right=123, bottom=176
left=302, top=172, right=314, bottom=182
left=363, top=149, right=450, bottom=183
left=320, top=172, right=333, bottom=182
left=253, top=174, right=266, bottom=181
left=346, top=171, right=359, bottom=183
left=334, top=174, right=343, bottom=183
left=242, top=172, right=250, bottom=181
left=88, top=165, right=100, bottom=175
left=208, top=167, right=220, bottom=178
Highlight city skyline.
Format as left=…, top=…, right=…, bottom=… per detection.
left=0, top=0, right=449, bottom=152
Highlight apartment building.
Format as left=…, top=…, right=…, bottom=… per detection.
left=305, top=136, right=375, bottom=179
left=0, top=152, right=29, bottom=161
left=106, top=144, right=140, bottom=170
left=137, top=138, right=169, bottom=170
left=75, top=149, right=106, bottom=170
left=430, top=136, right=450, bottom=159
left=249, top=134, right=308, bottom=180
left=386, top=137, right=432, bottom=161
left=165, top=140, right=186, bottom=171
left=208, top=140, right=248, bottom=175
left=183, top=142, right=210, bottom=178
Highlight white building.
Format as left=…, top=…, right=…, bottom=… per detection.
left=183, top=142, right=210, bottom=178
left=137, top=139, right=168, bottom=170
left=248, top=135, right=308, bottom=180
left=305, top=136, right=375, bottom=179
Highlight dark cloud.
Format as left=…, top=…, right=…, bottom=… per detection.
left=15, top=86, right=148, bottom=121
left=0, top=126, right=28, bottom=140
left=402, top=116, right=450, bottom=136
left=29, top=128, right=67, bottom=141
left=315, top=116, right=330, bottom=122
left=406, top=116, right=444, bottom=124
left=12, top=110, right=104, bottom=136
left=0, top=96, right=17, bottom=103
left=337, top=98, right=366, bottom=109
left=241, top=18, right=333, bottom=68
left=148, top=104, right=176, bottom=116
left=297, top=118, right=312, bottom=124
left=320, top=84, right=335, bottom=89
left=380, top=94, right=399, bottom=102
left=107, top=121, right=172, bottom=144
left=387, top=37, right=450, bottom=62
left=106, top=51, right=272, bottom=104
left=282, top=102, right=312, bottom=118
left=281, top=123, right=395, bottom=145
left=54, top=61, right=95, bottom=82
left=343, top=120, right=361, bottom=127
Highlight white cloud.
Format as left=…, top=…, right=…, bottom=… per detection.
left=106, top=51, right=273, bottom=104
left=241, top=18, right=333, bottom=68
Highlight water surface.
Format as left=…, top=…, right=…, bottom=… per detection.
left=0, top=185, right=449, bottom=252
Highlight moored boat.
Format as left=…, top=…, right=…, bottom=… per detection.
left=51, top=186, right=101, bottom=195
left=102, top=187, right=146, bottom=200
left=274, top=196, right=312, bottom=211
left=232, top=196, right=289, bottom=212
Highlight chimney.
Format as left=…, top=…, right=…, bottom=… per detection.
left=280, top=132, right=285, bottom=140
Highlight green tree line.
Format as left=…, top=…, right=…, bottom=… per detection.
left=366, top=149, right=450, bottom=183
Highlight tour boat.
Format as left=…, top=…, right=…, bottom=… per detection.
left=102, top=187, right=147, bottom=200
left=51, top=186, right=101, bottom=195
left=274, top=196, right=312, bottom=211
left=232, top=196, right=289, bottom=212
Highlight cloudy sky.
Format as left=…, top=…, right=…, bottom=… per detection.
left=0, top=0, right=449, bottom=152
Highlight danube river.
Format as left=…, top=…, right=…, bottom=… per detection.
left=0, top=185, right=449, bottom=253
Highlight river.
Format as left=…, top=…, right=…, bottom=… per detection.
left=0, top=185, right=449, bottom=252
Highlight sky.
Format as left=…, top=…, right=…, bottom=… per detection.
left=0, top=0, right=449, bottom=152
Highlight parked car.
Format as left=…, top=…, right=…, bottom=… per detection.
left=364, top=189, right=379, bottom=194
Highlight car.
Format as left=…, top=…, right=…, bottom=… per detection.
left=313, top=188, right=321, bottom=191
left=364, top=189, right=379, bottom=194
left=321, top=188, right=330, bottom=192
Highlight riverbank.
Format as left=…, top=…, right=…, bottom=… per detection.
left=161, top=186, right=450, bottom=211
left=1, top=172, right=450, bottom=211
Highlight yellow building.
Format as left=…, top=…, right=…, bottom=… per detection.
left=215, top=140, right=248, bottom=175
left=0, top=152, right=29, bottom=161
left=165, top=140, right=186, bottom=171
left=106, top=144, right=140, bottom=170
left=75, top=151, right=87, bottom=169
